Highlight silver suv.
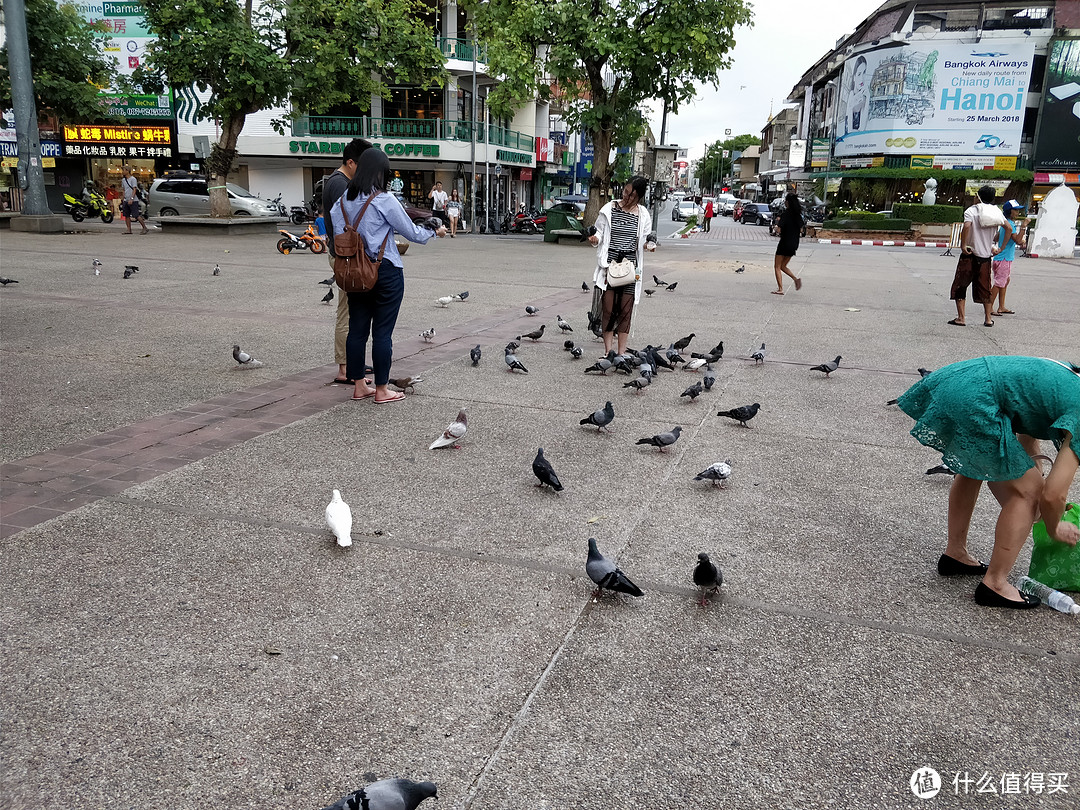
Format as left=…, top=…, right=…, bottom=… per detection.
left=147, top=177, right=277, bottom=217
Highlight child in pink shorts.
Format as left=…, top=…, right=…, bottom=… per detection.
left=991, top=200, right=1026, bottom=316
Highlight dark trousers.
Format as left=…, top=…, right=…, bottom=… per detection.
left=703, top=216, right=712, bottom=232
left=346, top=259, right=404, bottom=385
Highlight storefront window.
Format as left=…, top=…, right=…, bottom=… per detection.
left=94, top=159, right=156, bottom=195
left=385, top=88, right=444, bottom=121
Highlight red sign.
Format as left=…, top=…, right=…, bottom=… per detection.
left=535, top=137, right=550, bottom=162
left=676, top=160, right=689, bottom=169
left=520, top=168, right=533, bottom=180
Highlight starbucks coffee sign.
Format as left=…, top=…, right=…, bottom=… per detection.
left=289, top=140, right=440, bottom=157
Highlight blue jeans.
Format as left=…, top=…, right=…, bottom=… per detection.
left=346, top=259, right=404, bottom=385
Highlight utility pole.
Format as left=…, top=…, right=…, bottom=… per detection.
left=469, top=28, right=477, bottom=236
left=5, top=0, right=65, bottom=232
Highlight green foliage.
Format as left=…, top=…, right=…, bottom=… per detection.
left=838, top=210, right=885, bottom=220
left=464, top=0, right=753, bottom=220
left=0, top=0, right=126, bottom=121
left=829, top=167, right=1033, bottom=182
left=696, top=134, right=760, bottom=188
left=894, top=203, right=964, bottom=223
left=824, top=217, right=912, bottom=231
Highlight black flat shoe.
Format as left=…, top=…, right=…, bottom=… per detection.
left=974, top=582, right=1040, bottom=609
left=937, top=554, right=989, bottom=577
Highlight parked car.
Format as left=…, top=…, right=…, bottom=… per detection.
left=715, top=194, right=738, bottom=216
left=672, top=199, right=704, bottom=221
left=739, top=202, right=774, bottom=226
left=147, top=177, right=278, bottom=217
left=392, top=192, right=435, bottom=225
left=546, top=201, right=585, bottom=220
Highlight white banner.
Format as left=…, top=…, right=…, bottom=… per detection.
left=835, top=40, right=1035, bottom=157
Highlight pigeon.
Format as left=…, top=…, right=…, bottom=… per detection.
left=702, top=364, right=716, bottom=391
left=648, top=347, right=674, bottom=372
left=429, top=409, right=468, bottom=449
left=557, top=315, right=573, bottom=333
left=692, top=552, right=723, bottom=606
left=436, top=296, right=454, bottom=307
left=0, top=277, right=21, bottom=285
left=694, top=460, right=733, bottom=488
left=525, top=305, right=540, bottom=316
left=318, top=277, right=335, bottom=286
left=717, top=403, right=760, bottom=427
left=612, top=355, right=635, bottom=375
left=92, top=258, right=102, bottom=269
left=92, top=258, right=102, bottom=276
left=322, top=288, right=335, bottom=304
left=452, top=290, right=469, bottom=301
left=581, top=281, right=589, bottom=292
left=123, top=267, right=135, bottom=279
left=623, top=375, right=651, bottom=394
left=653, top=274, right=669, bottom=287
left=666, top=281, right=678, bottom=291
left=586, top=538, right=644, bottom=598
left=388, top=376, right=422, bottom=392
left=644, top=289, right=655, bottom=296
left=691, top=350, right=722, bottom=364
left=672, top=333, right=696, bottom=352
left=504, top=349, right=528, bottom=373
left=532, top=447, right=563, bottom=491
left=735, top=264, right=746, bottom=274
left=635, top=426, right=682, bottom=452
left=750, top=343, right=767, bottom=364
left=683, top=357, right=707, bottom=372
left=212, top=263, right=221, bottom=276
left=926, top=464, right=955, bottom=476
left=584, top=352, right=615, bottom=375
left=505, top=341, right=520, bottom=353
left=232, top=345, right=260, bottom=366
left=125, top=264, right=139, bottom=274
left=320, top=779, right=438, bottom=810
left=580, top=401, right=615, bottom=432
left=706, top=341, right=724, bottom=359
left=563, top=339, right=576, bottom=352
left=569, top=346, right=583, bottom=359
left=517, top=325, right=545, bottom=341
left=918, top=367, right=933, bottom=378
left=811, top=356, right=842, bottom=377
left=665, top=346, right=686, bottom=365
left=419, top=328, right=436, bottom=342
left=470, top=345, right=482, bottom=366
left=681, top=381, right=703, bottom=400
left=325, top=489, right=353, bottom=548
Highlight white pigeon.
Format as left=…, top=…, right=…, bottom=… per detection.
left=232, top=345, right=262, bottom=367
left=435, top=296, right=454, bottom=308
left=420, top=327, right=436, bottom=342
left=92, top=258, right=102, bottom=276
left=556, top=315, right=573, bottom=333
left=684, top=357, right=707, bottom=371
left=750, top=343, right=767, bottom=364
left=429, top=409, right=468, bottom=449
left=325, top=489, right=353, bottom=547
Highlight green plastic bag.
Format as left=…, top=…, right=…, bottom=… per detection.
left=1029, top=502, right=1080, bottom=592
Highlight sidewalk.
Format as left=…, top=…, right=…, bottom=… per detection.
left=1, top=225, right=1078, bottom=809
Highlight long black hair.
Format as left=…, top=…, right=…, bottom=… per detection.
left=785, top=192, right=802, bottom=217
left=628, top=176, right=649, bottom=203
left=346, top=148, right=390, bottom=200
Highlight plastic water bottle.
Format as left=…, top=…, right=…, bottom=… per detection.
left=1017, top=576, right=1080, bottom=616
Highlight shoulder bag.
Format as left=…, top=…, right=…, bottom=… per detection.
left=606, top=252, right=638, bottom=288
left=334, top=192, right=390, bottom=293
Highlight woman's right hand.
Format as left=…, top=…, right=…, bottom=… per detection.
left=1051, top=522, right=1080, bottom=546
left=588, top=235, right=599, bottom=246
left=436, top=226, right=447, bottom=238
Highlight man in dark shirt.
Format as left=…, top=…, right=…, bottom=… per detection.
left=323, top=138, right=372, bottom=383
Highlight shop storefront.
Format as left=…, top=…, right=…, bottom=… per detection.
left=59, top=122, right=178, bottom=205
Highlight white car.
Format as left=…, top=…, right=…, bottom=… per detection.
left=716, top=194, right=739, bottom=215
left=672, top=199, right=704, bottom=221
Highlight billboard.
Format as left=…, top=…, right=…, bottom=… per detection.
left=69, top=1, right=155, bottom=83
left=1033, top=38, right=1080, bottom=172
left=835, top=40, right=1035, bottom=157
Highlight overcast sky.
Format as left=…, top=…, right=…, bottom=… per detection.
left=647, top=0, right=886, bottom=159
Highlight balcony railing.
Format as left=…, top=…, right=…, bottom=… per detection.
left=437, top=37, right=487, bottom=64
left=293, top=116, right=534, bottom=153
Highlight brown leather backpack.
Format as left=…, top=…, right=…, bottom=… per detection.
left=334, top=192, right=390, bottom=293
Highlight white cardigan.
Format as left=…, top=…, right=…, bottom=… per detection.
left=591, top=201, right=654, bottom=306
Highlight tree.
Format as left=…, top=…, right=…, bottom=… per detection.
left=134, top=0, right=445, bottom=216
left=0, top=0, right=122, bottom=122
left=464, top=0, right=753, bottom=223
left=695, top=134, right=760, bottom=192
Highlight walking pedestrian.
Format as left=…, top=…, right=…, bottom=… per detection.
left=702, top=198, right=714, bottom=233
left=120, top=165, right=149, bottom=235
left=990, top=200, right=1026, bottom=317
left=948, top=185, right=1011, bottom=328
left=772, top=193, right=804, bottom=294
left=446, top=189, right=463, bottom=237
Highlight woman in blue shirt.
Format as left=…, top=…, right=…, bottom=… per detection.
left=990, top=200, right=1026, bottom=316
left=333, top=150, right=445, bottom=403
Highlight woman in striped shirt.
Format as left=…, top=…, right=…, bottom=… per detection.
left=588, top=176, right=655, bottom=355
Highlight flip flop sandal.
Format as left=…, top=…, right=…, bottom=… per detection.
left=947, top=319, right=965, bottom=326
left=984, top=321, right=994, bottom=327
left=351, top=390, right=376, bottom=400
left=374, top=392, right=406, bottom=404
left=771, top=290, right=785, bottom=295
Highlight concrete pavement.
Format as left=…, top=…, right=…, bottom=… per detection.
left=1, top=219, right=1079, bottom=809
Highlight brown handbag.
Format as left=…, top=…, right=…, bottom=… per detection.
left=334, top=192, right=390, bottom=293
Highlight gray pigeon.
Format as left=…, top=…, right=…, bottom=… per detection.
left=0, top=276, right=19, bottom=285
left=123, top=267, right=135, bottom=279
left=322, top=288, right=334, bottom=304
left=505, top=341, right=520, bottom=353
left=318, top=277, right=335, bottom=286
left=635, top=426, right=682, bottom=452
left=320, top=778, right=438, bottom=810
left=580, top=401, right=615, bottom=432
left=717, top=403, right=760, bottom=427
left=532, top=447, right=563, bottom=491
left=750, top=343, right=766, bottom=364
left=692, top=552, right=723, bottom=606
left=694, top=460, right=732, bottom=488
left=517, top=324, right=546, bottom=341
left=525, top=305, right=540, bottom=316
left=570, top=346, right=583, bottom=359
left=584, top=352, right=615, bottom=375
left=623, top=375, right=651, bottom=394
left=232, top=345, right=260, bottom=366
left=811, top=355, right=842, bottom=377
left=702, top=364, right=716, bottom=391
left=557, top=315, right=573, bottom=333
left=563, top=339, right=576, bottom=351
left=504, top=348, right=528, bottom=374
left=213, top=263, right=221, bottom=276
left=672, top=333, right=695, bottom=352
left=735, top=264, right=745, bottom=273
left=587, top=538, right=644, bottom=597
left=470, top=345, right=481, bottom=366
left=681, top=381, right=703, bottom=400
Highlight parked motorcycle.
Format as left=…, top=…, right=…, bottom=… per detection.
left=290, top=194, right=319, bottom=224
left=276, top=224, right=326, bottom=255
left=63, top=190, right=114, bottom=223
left=500, top=209, right=539, bottom=234
left=268, top=193, right=288, bottom=217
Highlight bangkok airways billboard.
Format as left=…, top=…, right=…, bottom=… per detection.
left=835, top=40, right=1035, bottom=157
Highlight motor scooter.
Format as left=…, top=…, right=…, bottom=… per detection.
left=500, top=208, right=539, bottom=234
left=277, top=224, right=326, bottom=255
left=290, top=194, right=319, bottom=224
left=63, top=190, right=114, bottom=223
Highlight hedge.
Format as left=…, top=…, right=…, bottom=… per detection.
left=893, top=203, right=963, bottom=224
left=838, top=210, right=886, bottom=220
left=823, top=218, right=913, bottom=231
